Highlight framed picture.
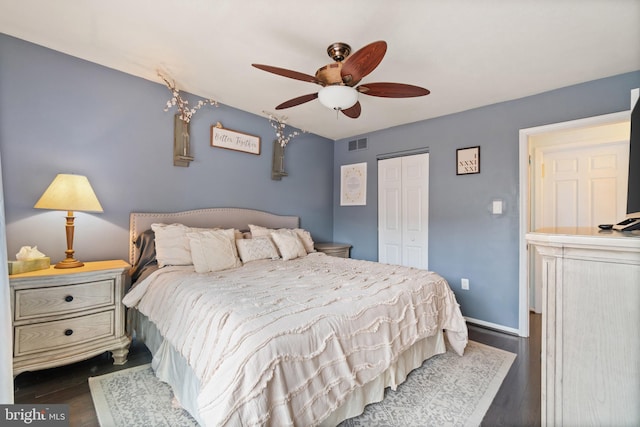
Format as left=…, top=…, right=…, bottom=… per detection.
left=456, top=146, right=480, bottom=175
left=211, top=124, right=260, bottom=155
left=341, top=162, right=367, bottom=206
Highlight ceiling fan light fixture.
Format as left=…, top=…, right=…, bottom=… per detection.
left=318, top=85, right=358, bottom=111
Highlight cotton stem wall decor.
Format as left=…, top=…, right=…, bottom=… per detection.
left=158, top=71, right=219, bottom=166
left=265, top=112, right=305, bottom=180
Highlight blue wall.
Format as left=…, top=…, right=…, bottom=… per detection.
left=2, top=33, right=639, bottom=331
left=0, top=34, right=334, bottom=264
left=333, top=71, right=640, bottom=329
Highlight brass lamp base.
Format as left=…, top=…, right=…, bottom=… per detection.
left=53, top=212, right=85, bottom=269
left=54, top=258, right=84, bottom=269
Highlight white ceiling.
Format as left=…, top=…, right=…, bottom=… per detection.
left=1, top=0, right=639, bottom=140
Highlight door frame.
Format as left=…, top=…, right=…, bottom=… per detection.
left=518, top=110, right=630, bottom=337
left=0, top=153, right=14, bottom=401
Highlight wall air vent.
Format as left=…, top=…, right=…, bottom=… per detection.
left=348, top=138, right=368, bottom=151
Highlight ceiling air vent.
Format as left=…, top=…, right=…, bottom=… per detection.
left=348, top=138, right=368, bottom=151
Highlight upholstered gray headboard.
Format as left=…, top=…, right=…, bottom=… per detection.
left=129, top=208, right=299, bottom=264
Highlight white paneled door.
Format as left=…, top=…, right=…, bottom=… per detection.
left=378, top=153, right=429, bottom=269
left=536, top=141, right=629, bottom=228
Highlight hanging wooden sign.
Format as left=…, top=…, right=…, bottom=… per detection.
left=211, top=122, right=261, bottom=155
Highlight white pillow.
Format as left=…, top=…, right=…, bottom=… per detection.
left=270, top=229, right=307, bottom=261
left=151, top=224, right=242, bottom=268
left=236, top=237, right=279, bottom=263
left=151, top=223, right=192, bottom=267
left=187, top=229, right=242, bottom=273
left=294, top=228, right=316, bottom=253
left=249, top=224, right=315, bottom=254
left=248, top=224, right=272, bottom=238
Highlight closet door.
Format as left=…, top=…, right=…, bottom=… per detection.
left=378, top=153, right=429, bottom=269
left=378, top=157, right=403, bottom=265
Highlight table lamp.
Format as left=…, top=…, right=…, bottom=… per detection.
left=34, top=174, right=103, bottom=268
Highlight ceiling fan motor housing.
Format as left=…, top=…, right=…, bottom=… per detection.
left=317, top=43, right=352, bottom=85
left=316, top=63, right=344, bottom=85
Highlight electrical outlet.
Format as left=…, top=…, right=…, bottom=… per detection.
left=461, top=278, right=470, bottom=290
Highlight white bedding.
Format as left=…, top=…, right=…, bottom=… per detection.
left=123, top=252, right=468, bottom=426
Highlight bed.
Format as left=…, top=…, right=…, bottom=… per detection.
left=123, top=208, right=468, bottom=426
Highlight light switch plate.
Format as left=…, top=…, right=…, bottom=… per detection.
left=492, top=200, right=503, bottom=215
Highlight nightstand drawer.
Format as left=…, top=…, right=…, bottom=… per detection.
left=14, top=279, right=115, bottom=321
left=14, top=310, right=115, bottom=356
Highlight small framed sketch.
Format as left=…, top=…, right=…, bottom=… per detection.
left=341, top=162, right=367, bottom=206
left=456, top=146, right=480, bottom=175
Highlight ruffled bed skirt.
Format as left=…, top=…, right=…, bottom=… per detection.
left=131, top=309, right=446, bottom=426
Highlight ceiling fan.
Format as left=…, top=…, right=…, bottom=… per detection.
left=252, top=41, right=430, bottom=119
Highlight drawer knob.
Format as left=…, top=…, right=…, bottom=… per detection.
left=64, top=329, right=73, bottom=336
left=64, top=295, right=74, bottom=302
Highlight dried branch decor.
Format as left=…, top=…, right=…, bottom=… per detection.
left=159, top=71, right=218, bottom=122
left=264, top=112, right=305, bottom=147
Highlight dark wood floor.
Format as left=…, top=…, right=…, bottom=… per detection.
left=14, top=313, right=541, bottom=427
left=13, top=340, right=152, bottom=427
left=472, top=313, right=542, bottom=427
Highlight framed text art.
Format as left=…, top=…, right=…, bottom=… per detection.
left=340, top=162, right=367, bottom=206
left=456, top=146, right=480, bottom=175
left=211, top=123, right=261, bottom=155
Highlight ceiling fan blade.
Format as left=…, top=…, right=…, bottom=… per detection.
left=275, top=93, right=319, bottom=110
left=357, top=82, right=430, bottom=98
left=340, top=41, right=387, bottom=86
left=341, top=101, right=362, bottom=119
left=252, top=64, right=320, bottom=84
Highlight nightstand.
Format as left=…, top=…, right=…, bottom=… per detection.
left=314, top=242, right=352, bottom=258
left=9, top=260, right=131, bottom=377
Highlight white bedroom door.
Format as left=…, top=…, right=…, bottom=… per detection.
left=378, top=153, right=429, bottom=269
left=536, top=141, right=629, bottom=228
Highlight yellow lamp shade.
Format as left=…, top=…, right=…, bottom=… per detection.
left=34, top=174, right=103, bottom=213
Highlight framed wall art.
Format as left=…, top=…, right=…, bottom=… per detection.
left=211, top=123, right=261, bottom=155
left=456, top=146, right=480, bottom=175
left=340, top=162, right=367, bottom=206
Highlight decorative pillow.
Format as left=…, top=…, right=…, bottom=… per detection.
left=270, top=229, right=307, bottom=261
left=236, top=237, right=279, bottom=263
left=151, top=223, right=193, bottom=267
left=193, top=226, right=244, bottom=241
left=187, top=229, right=242, bottom=273
left=130, top=229, right=158, bottom=283
left=248, top=224, right=273, bottom=238
left=294, top=228, right=316, bottom=253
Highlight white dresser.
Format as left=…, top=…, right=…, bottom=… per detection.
left=526, top=228, right=640, bottom=426
left=9, top=260, right=131, bottom=376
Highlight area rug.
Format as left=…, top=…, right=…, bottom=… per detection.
left=89, top=340, right=515, bottom=427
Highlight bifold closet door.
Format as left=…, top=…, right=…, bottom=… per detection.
left=378, top=153, right=429, bottom=269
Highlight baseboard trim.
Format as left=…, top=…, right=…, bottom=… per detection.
left=464, top=316, right=521, bottom=336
